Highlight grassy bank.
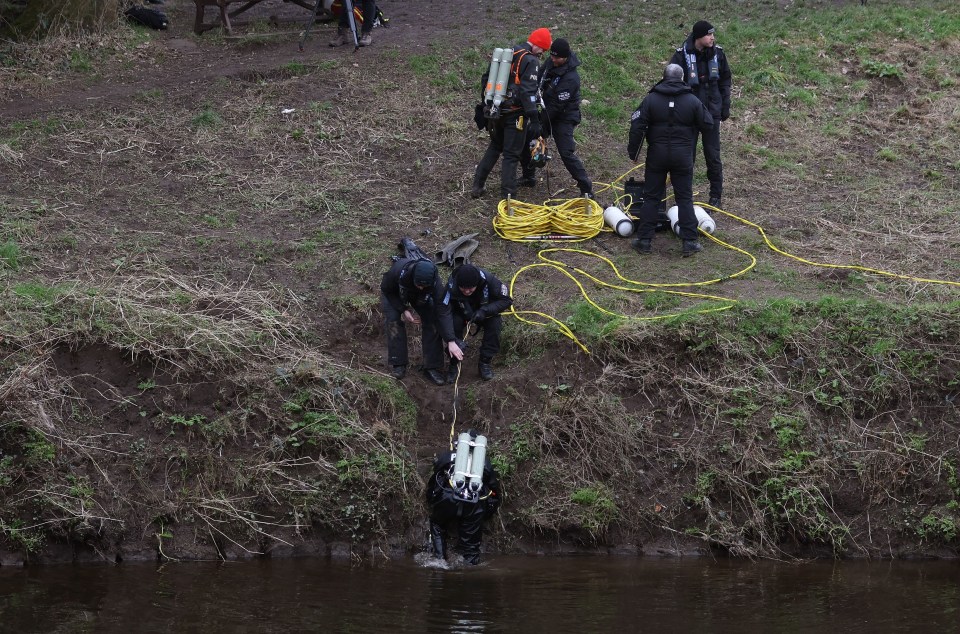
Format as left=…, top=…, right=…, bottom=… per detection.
left=1, top=0, right=959, bottom=561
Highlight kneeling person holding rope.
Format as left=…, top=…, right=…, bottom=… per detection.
left=381, top=258, right=464, bottom=385
left=442, top=264, right=513, bottom=382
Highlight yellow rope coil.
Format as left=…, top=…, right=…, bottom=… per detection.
left=493, top=197, right=606, bottom=241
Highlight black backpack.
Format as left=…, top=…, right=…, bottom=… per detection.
left=125, top=6, right=169, bottom=30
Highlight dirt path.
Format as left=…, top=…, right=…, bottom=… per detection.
left=1, top=0, right=498, bottom=119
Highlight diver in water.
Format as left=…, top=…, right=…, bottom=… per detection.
left=426, top=431, right=502, bottom=565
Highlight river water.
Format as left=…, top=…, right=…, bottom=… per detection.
left=1, top=555, right=957, bottom=632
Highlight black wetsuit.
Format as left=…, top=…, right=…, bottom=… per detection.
left=426, top=448, right=501, bottom=565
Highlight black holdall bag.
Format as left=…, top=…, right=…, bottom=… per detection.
left=624, top=177, right=669, bottom=232
left=125, top=6, right=169, bottom=30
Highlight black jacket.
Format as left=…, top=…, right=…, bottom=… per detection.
left=427, top=447, right=502, bottom=515
left=502, top=42, right=542, bottom=119
left=628, top=78, right=714, bottom=163
left=441, top=267, right=513, bottom=333
left=380, top=258, right=455, bottom=341
left=669, top=36, right=732, bottom=120
left=538, top=51, right=583, bottom=125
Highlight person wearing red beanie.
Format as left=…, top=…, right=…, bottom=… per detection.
left=470, top=28, right=551, bottom=201
left=528, top=28, right=552, bottom=51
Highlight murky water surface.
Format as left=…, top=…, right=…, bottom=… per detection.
left=1, top=556, right=957, bottom=632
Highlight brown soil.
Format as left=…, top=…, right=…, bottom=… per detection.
left=1, top=0, right=959, bottom=565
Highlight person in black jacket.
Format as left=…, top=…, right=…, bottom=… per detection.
left=535, top=38, right=593, bottom=197
left=442, top=264, right=513, bottom=382
left=426, top=433, right=502, bottom=565
left=628, top=64, right=714, bottom=257
left=380, top=258, right=464, bottom=384
left=668, top=20, right=732, bottom=208
left=471, top=28, right=551, bottom=201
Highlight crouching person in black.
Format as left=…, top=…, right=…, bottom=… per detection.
left=381, top=258, right=464, bottom=385
left=427, top=432, right=502, bottom=565
left=441, top=264, right=513, bottom=382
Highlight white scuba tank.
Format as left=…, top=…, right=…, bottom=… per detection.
left=453, top=432, right=472, bottom=490
left=666, top=205, right=716, bottom=235
left=467, top=435, right=487, bottom=493
left=603, top=205, right=634, bottom=237
left=484, top=48, right=504, bottom=104
left=490, top=49, right=514, bottom=116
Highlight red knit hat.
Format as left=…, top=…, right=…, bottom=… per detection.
left=528, top=28, right=552, bottom=50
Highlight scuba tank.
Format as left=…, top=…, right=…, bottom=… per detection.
left=666, top=205, right=716, bottom=235
left=484, top=48, right=504, bottom=105
left=603, top=205, right=635, bottom=237
left=453, top=432, right=472, bottom=490
left=489, top=48, right=514, bottom=119
left=467, top=435, right=487, bottom=493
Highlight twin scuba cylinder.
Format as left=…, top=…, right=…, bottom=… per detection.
left=484, top=48, right=515, bottom=120
left=602, top=203, right=718, bottom=238
left=452, top=432, right=487, bottom=499
left=666, top=205, right=716, bottom=235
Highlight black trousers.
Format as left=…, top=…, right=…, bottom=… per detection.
left=381, top=293, right=444, bottom=370
left=549, top=119, right=592, bottom=195
left=451, top=313, right=502, bottom=363
left=338, top=0, right=375, bottom=34
left=637, top=161, right=697, bottom=241
left=473, top=115, right=528, bottom=199
left=429, top=497, right=487, bottom=565
left=694, top=122, right=723, bottom=200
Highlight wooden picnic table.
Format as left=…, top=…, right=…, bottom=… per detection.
left=194, top=0, right=323, bottom=35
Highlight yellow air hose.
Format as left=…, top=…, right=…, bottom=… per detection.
left=495, top=169, right=960, bottom=354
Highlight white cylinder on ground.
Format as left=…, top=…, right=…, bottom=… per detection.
left=603, top=205, right=635, bottom=237
left=666, top=205, right=715, bottom=235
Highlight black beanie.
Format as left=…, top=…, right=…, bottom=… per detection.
left=692, top=20, right=715, bottom=39
left=550, top=38, right=571, bottom=58
left=456, top=264, right=481, bottom=289
left=412, top=260, right=436, bottom=287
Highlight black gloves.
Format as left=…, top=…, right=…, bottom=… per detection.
left=539, top=111, right=552, bottom=138
left=473, top=307, right=487, bottom=322
left=527, top=118, right=542, bottom=139
left=474, top=103, right=487, bottom=130
left=720, top=107, right=730, bottom=122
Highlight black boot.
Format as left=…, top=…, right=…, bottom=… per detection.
left=682, top=240, right=703, bottom=257
left=424, top=368, right=446, bottom=386
left=478, top=358, right=494, bottom=381
left=429, top=521, right=447, bottom=560
left=446, top=361, right=461, bottom=384
left=632, top=238, right=652, bottom=254
left=470, top=174, right=486, bottom=199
